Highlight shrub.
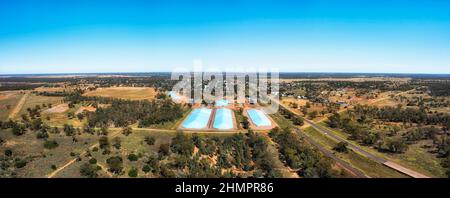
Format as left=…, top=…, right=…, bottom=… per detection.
left=4, top=149, right=13, bottom=156
left=106, top=156, right=123, bottom=174
left=43, top=140, right=59, bottom=149
left=159, top=143, right=170, bottom=157
left=333, top=142, right=348, bottom=153
left=36, top=130, right=49, bottom=139
left=128, top=167, right=138, bottom=177
left=242, top=117, right=249, bottom=129
left=122, top=127, right=132, bottom=136
left=15, top=159, right=27, bottom=168
left=127, top=154, right=138, bottom=161
left=80, top=163, right=101, bottom=178
left=142, top=165, right=151, bottom=173
left=144, top=136, right=156, bottom=146
left=89, top=158, right=97, bottom=164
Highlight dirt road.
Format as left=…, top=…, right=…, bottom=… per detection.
left=8, top=92, right=29, bottom=119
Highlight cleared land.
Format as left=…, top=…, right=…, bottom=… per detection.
left=44, top=104, right=69, bottom=114
left=15, top=94, right=63, bottom=119
left=83, top=87, right=157, bottom=100
left=0, top=91, right=24, bottom=120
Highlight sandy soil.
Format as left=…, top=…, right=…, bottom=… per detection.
left=75, top=106, right=97, bottom=114
left=44, top=103, right=69, bottom=113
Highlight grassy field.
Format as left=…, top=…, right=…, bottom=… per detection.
left=15, top=94, right=63, bottom=119
left=0, top=128, right=99, bottom=177
left=56, top=130, right=175, bottom=177
left=42, top=103, right=86, bottom=127
left=83, top=87, right=157, bottom=101
left=0, top=91, right=24, bottom=120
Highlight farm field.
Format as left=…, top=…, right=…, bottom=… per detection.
left=0, top=91, right=24, bottom=120
left=14, top=94, right=63, bottom=119
left=83, top=87, right=157, bottom=100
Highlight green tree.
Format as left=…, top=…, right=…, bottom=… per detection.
left=333, top=142, right=348, bottom=153
left=127, top=153, right=138, bottom=161
left=242, top=116, right=250, bottom=129
left=80, top=163, right=101, bottom=178
left=128, top=167, right=138, bottom=177
left=106, top=156, right=123, bottom=174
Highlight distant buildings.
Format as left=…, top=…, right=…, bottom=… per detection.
left=249, top=97, right=257, bottom=105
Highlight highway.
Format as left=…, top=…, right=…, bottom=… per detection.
left=295, top=128, right=369, bottom=178
left=271, top=94, right=431, bottom=178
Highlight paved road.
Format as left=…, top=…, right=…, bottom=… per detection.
left=304, top=120, right=387, bottom=163
left=271, top=93, right=431, bottom=178
left=295, top=128, right=368, bottom=178
left=304, top=120, right=430, bottom=178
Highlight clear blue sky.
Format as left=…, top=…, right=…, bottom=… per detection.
left=0, top=0, right=449, bottom=74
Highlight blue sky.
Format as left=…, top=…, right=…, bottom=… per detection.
left=0, top=0, right=450, bottom=74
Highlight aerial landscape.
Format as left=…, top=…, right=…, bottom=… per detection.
left=1, top=73, right=450, bottom=178
left=1, top=0, right=450, bottom=182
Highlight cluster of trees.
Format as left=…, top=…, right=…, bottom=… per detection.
left=327, top=105, right=450, bottom=156
left=112, top=131, right=283, bottom=178
left=86, top=98, right=183, bottom=128
left=59, top=90, right=184, bottom=128
left=327, top=113, right=409, bottom=153
left=269, top=127, right=336, bottom=178
left=280, top=80, right=415, bottom=105
left=403, top=127, right=440, bottom=143
left=279, top=106, right=304, bottom=126
left=426, top=81, right=450, bottom=97
left=0, top=84, right=42, bottom=91
left=353, top=105, right=450, bottom=129
left=79, top=75, right=176, bottom=91
left=0, top=149, right=29, bottom=177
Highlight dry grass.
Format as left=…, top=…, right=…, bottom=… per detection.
left=16, top=94, right=63, bottom=119
left=44, top=104, right=69, bottom=114
left=83, top=87, right=157, bottom=101
left=75, top=106, right=96, bottom=115
left=0, top=91, right=24, bottom=120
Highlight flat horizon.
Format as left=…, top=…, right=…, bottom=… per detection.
left=1, top=71, right=450, bottom=77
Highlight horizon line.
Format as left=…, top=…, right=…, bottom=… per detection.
left=1, top=71, right=450, bottom=76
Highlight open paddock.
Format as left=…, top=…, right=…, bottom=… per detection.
left=83, top=87, right=157, bottom=101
